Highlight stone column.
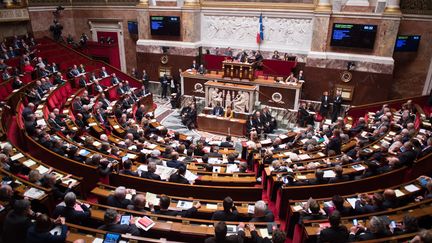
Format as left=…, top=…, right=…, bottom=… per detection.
left=315, top=0, right=332, bottom=11
left=136, top=0, right=150, bottom=40
left=385, top=0, right=401, bottom=13
left=183, top=0, right=200, bottom=7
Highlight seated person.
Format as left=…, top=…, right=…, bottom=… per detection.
left=220, top=136, right=234, bottom=148
left=52, top=192, right=91, bottom=225
left=349, top=216, right=392, bottom=241
left=26, top=214, right=68, bottom=243
left=318, top=211, right=349, bottom=243
left=249, top=224, right=286, bottom=243
left=198, top=64, right=206, bottom=75
left=250, top=200, right=274, bottom=222
left=205, top=221, right=245, bottom=243
left=211, top=196, right=239, bottom=221
left=224, top=106, right=234, bottom=119
left=284, top=72, right=297, bottom=83
left=2, top=199, right=34, bottom=243
left=106, top=186, right=132, bottom=209
left=212, top=102, right=224, bottom=116
left=150, top=194, right=200, bottom=217
left=300, top=198, right=327, bottom=222
left=168, top=165, right=189, bottom=184
left=97, top=209, right=140, bottom=235
left=140, top=162, right=161, bottom=180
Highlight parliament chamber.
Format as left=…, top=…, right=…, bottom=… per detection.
left=0, top=0, right=431, bottom=242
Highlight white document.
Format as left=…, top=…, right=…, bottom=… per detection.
left=346, top=198, right=358, bottom=209
left=23, top=159, right=37, bottom=167
left=177, top=200, right=193, bottom=210
left=206, top=203, right=218, bottom=210
left=36, top=165, right=49, bottom=174
left=36, top=119, right=46, bottom=126
left=11, top=153, right=24, bottom=161
left=185, top=170, right=198, bottom=182
left=404, top=184, right=420, bottom=192
left=323, top=170, right=336, bottom=178
left=24, top=187, right=45, bottom=199
left=394, top=189, right=405, bottom=197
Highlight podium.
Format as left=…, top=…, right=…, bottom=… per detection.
left=222, top=61, right=253, bottom=81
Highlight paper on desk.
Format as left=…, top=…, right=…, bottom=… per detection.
left=145, top=192, right=160, bottom=207
left=259, top=228, right=271, bottom=239
left=346, top=198, right=358, bottom=209
left=206, top=203, right=218, bottom=210
left=296, top=175, right=307, bottom=180
left=212, top=166, right=221, bottom=173
left=24, top=187, right=45, bottom=199
left=92, top=238, right=103, bottom=243
left=11, top=153, right=24, bottom=161
left=93, top=141, right=101, bottom=147
left=394, top=189, right=405, bottom=197
left=248, top=205, right=255, bottom=214
left=298, top=154, right=310, bottom=160
left=226, top=164, right=239, bottom=173
left=352, top=164, right=366, bottom=171
left=279, top=134, right=288, bottom=139
left=113, top=125, right=120, bottom=129
left=292, top=205, right=303, bottom=212
left=23, top=159, right=37, bottom=167
left=126, top=153, right=137, bottom=160
left=177, top=200, right=193, bottom=210
left=317, top=152, right=325, bottom=157
left=36, top=119, right=46, bottom=126
left=146, top=144, right=157, bottom=149
left=404, top=184, right=420, bottom=192
left=140, top=149, right=152, bottom=155
left=36, top=165, right=49, bottom=174
left=323, top=170, right=336, bottom=178
left=88, top=122, right=97, bottom=126
left=185, top=170, right=198, bottom=182
left=79, top=149, right=90, bottom=157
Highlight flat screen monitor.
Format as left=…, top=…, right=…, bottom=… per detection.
left=127, top=21, right=138, bottom=35
left=150, top=16, right=180, bottom=36
left=330, top=23, right=377, bottom=49
left=394, top=35, right=421, bottom=52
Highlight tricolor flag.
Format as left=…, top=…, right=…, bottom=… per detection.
left=256, top=13, right=264, bottom=44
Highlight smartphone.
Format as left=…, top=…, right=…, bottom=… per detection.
left=353, top=219, right=358, bottom=226
left=120, top=215, right=131, bottom=225
left=390, top=220, right=396, bottom=229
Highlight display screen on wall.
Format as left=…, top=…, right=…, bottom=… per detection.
left=330, top=23, right=377, bottom=49
left=128, top=21, right=138, bottom=35
left=394, top=35, right=421, bottom=52
left=150, top=16, right=180, bottom=36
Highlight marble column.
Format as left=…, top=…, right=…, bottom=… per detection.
left=385, top=0, right=401, bottom=13
left=310, top=13, right=331, bottom=52
left=315, top=0, right=332, bottom=11
left=137, top=0, right=150, bottom=40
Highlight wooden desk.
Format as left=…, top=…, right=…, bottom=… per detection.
left=222, top=61, right=253, bottom=81
left=197, top=114, right=246, bottom=137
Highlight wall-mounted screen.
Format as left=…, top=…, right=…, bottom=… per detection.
left=150, top=16, right=180, bottom=36
left=394, top=35, right=421, bottom=52
left=330, top=23, right=377, bottom=49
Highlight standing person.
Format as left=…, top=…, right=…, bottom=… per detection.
left=169, top=75, right=177, bottom=94
left=332, top=90, right=343, bottom=123
left=160, top=74, right=168, bottom=99
left=320, top=91, right=330, bottom=120
left=142, top=69, right=149, bottom=93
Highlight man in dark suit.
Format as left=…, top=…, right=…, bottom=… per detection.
left=211, top=196, right=239, bottom=221
left=326, top=129, right=342, bottom=155
left=117, top=83, right=126, bottom=96
left=151, top=194, right=200, bottom=217
left=26, top=214, right=68, bottom=242
left=205, top=221, right=245, bottom=243
left=250, top=200, right=274, bottom=222
left=191, top=60, right=198, bottom=70
left=100, top=66, right=109, bottom=78
left=249, top=224, right=286, bottom=243
left=418, top=137, right=432, bottom=158
left=212, top=102, right=224, bottom=116
left=332, top=90, right=343, bottom=123
left=2, top=199, right=34, bottom=243
left=320, top=91, right=330, bottom=119
left=106, top=186, right=132, bottom=209
left=142, top=70, right=149, bottom=91
left=168, top=165, right=189, bottom=184
left=111, top=73, right=121, bottom=85
left=166, top=152, right=183, bottom=169
left=140, top=162, right=161, bottom=180
left=220, top=136, right=234, bottom=148
left=318, top=211, right=349, bottom=243
left=388, top=141, right=417, bottom=168
left=246, top=115, right=256, bottom=134
left=97, top=209, right=140, bottom=235
left=160, top=74, right=168, bottom=99
left=120, top=160, right=139, bottom=177
left=78, top=74, right=88, bottom=88
left=198, top=64, right=206, bottom=75
left=52, top=192, right=91, bottom=225
left=254, top=111, right=264, bottom=134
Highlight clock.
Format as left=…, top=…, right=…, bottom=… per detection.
left=341, top=71, right=352, bottom=83
left=161, top=55, right=169, bottom=64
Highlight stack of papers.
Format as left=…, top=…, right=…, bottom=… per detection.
left=23, top=159, right=37, bottom=167
left=145, top=192, right=160, bottom=207
left=177, top=200, right=193, bottom=210
left=36, top=165, right=49, bottom=174
left=24, top=188, right=45, bottom=199
left=136, top=216, right=155, bottom=231
left=404, top=184, right=420, bottom=192
left=11, top=153, right=24, bottom=161
left=323, top=170, right=336, bottom=178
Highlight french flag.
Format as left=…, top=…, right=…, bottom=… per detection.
left=256, top=13, right=264, bottom=44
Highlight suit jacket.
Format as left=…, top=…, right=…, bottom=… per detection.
left=211, top=209, right=239, bottom=221
left=205, top=230, right=245, bottom=243
left=106, top=195, right=131, bottom=209
left=52, top=204, right=91, bottom=225
left=2, top=210, right=33, bottom=243
left=169, top=173, right=189, bottom=184
left=318, top=226, right=349, bottom=243
left=249, top=209, right=274, bottom=222
left=213, top=106, right=224, bottom=116
left=250, top=230, right=271, bottom=243
left=320, top=95, right=330, bottom=113
left=141, top=171, right=161, bottom=180
left=98, top=223, right=140, bottom=236
left=166, top=160, right=183, bottom=169
left=326, top=137, right=342, bottom=154
left=26, top=224, right=68, bottom=243
left=220, top=141, right=234, bottom=148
